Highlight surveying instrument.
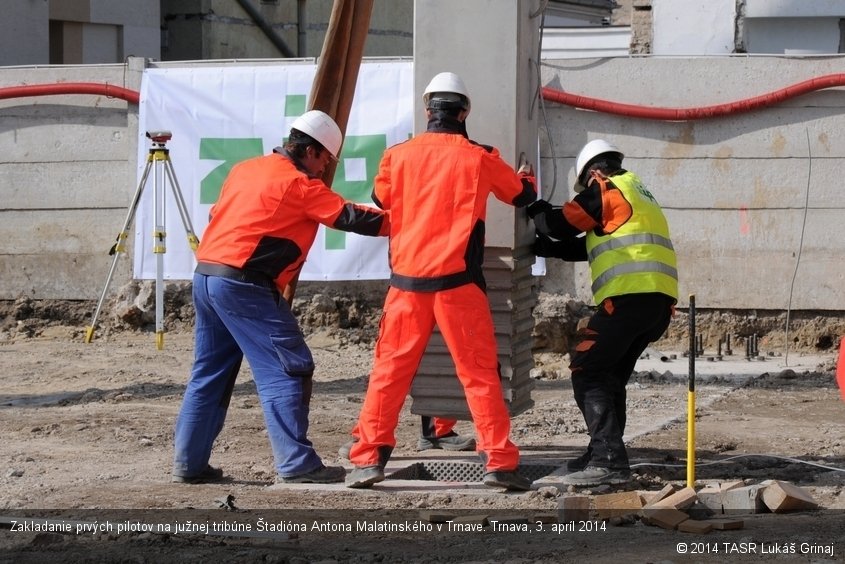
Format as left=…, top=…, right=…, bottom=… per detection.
left=84, top=131, right=199, bottom=350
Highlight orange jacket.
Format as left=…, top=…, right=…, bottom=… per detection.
left=197, top=148, right=388, bottom=290
left=373, top=122, right=536, bottom=291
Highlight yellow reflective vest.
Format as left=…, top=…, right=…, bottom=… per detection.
left=585, top=171, right=679, bottom=303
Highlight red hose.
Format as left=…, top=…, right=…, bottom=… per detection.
left=4, top=74, right=845, bottom=120
left=0, top=82, right=139, bottom=105
left=541, top=73, right=845, bottom=120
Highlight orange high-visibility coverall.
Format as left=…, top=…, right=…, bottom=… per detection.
left=349, top=119, right=536, bottom=471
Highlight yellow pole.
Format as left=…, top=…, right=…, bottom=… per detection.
left=687, top=294, right=696, bottom=487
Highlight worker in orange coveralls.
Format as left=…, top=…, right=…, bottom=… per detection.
left=345, top=72, right=537, bottom=491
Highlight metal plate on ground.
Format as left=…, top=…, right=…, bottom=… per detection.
left=387, top=461, right=560, bottom=483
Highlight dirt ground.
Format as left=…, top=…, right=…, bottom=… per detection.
left=0, top=294, right=844, bottom=563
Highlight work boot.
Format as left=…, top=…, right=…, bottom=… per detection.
left=346, top=466, right=385, bottom=489
left=172, top=464, right=224, bottom=484
left=338, top=438, right=357, bottom=460
left=483, top=470, right=532, bottom=491
left=277, top=465, right=346, bottom=484
left=561, top=465, right=630, bottom=487
left=566, top=448, right=592, bottom=472
left=417, top=432, right=476, bottom=452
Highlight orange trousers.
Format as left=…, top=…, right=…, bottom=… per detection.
left=349, top=284, right=520, bottom=471
left=349, top=417, right=457, bottom=441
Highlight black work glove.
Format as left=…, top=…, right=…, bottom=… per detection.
left=532, top=233, right=560, bottom=257
left=532, top=233, right=588, bottom=262
left=526, top=199, right=553, bottom=219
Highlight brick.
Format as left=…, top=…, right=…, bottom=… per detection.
left=641, top=507, right=689, bottom=530
left=419, top=511, right=455, bottom=523
left=719, top=480, right=744, bottom=493
left=533, top=513, right=558, bottom=524
left=696, top=485, right=724, bottom=514
left=677, top=519, right=713, bottom=534
left=647, top=486, right=697, bottom=510
left=641, top=484, right=676, bottom=506
left=710, top=518, right=744, bottom=530
left=722, top=485, right=767, bottom=514
left=760, top=481, right=818, bottom=513
left=594, top=491, right=643, bottom=519
left=557, top=495, right=591, bottom=523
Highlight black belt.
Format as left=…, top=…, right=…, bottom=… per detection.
left=195, top=262, right=276, bottom=289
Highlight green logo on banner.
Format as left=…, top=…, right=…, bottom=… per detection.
left=326, top=134, right=387, bottom=250
left=198, top=134, right=388, bottom=250
left=198, top=138, right=263, bottom=204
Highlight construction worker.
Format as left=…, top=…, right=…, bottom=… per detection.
left=172, top=110, right=389, bottom=485
left=339, top=416, right=475, bottom=460
left=527, top=139, right=678, bottom=487
left=345, top=72, right=537, bottom=491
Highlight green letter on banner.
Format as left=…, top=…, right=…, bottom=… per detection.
left=325, top=134, right=387, bottom=250
left=199, top=138, right=264, bottom=204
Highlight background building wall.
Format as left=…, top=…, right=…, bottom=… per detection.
left=160, top=0, right=413, bottom=60
left=0, top=1, right=50, bottom=66
left=3, top=54, right=845, bottom=313
left=539, top=55, right=845, bottom=310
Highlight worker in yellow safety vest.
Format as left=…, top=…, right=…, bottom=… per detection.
left=527, top=139, right=679, bottom=487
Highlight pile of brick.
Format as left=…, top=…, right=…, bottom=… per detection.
left=559, top=479, right=818, bottom=534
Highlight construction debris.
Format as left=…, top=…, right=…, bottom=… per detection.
left=551, top=479, right=818, bottom=535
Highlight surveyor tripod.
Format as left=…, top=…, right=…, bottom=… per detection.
left=84, top=131, right=199, bottom=350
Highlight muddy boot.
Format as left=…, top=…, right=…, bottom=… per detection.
left=172, top=464, right=225, bottom=484
left=561, top=466, right=630, bottom=486
left=566, top=447, right=593, bottom=472
left=278, top=465, right=346, bottom=484
left=346, top=466, right=385, bottom=488
left=417, top=432, right=476, bottom=451
left=483, top=470, right=532, bottom=491
left=346, top=445, right=393, bottom=489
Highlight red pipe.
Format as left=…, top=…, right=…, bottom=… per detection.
left=541, top=73, right=845, bottom=120
left=4, top=74, right=845, bottom=121
left=0, top=82, right=139, bottom=105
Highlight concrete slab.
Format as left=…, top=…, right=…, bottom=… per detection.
left=634, top=349, right=832, bottom=381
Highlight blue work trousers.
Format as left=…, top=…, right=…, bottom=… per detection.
left=173, top=273, right=323, bottom=478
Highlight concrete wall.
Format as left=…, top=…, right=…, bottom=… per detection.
left=0, top=60, right=143, bottom=300
left=2, top=55, right=845, bottom=312
left=539, top=55, right=845, bottom=310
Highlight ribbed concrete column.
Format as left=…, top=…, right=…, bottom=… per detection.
left=410, top=0, right=540, bottom=418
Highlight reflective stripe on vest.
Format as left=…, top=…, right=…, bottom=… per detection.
left=585, top=172, right=679, bottom=303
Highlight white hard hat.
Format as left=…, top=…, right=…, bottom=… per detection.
left=290, top=110, right=343, bottom=159
left=573, top=139, right=623, bottom=193
left=423, top=72, right=471, bottom=113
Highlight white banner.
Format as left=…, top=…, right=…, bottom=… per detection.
left=135, top=61, right=413, bottom=281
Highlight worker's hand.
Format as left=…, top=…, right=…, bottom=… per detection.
left=526, top=199, right=553, bottom=219
left=532, top=233, right=588, bottom=261
left=517, top=161, right=534, bottom=177
left=532, top=233, right=561, bottom=257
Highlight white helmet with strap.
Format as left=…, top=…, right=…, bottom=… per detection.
left=423, top=72, right=471, bottom=114
left=290, top=110, right=342, bottom=159
left=573, top=139, right=623, bottom=193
